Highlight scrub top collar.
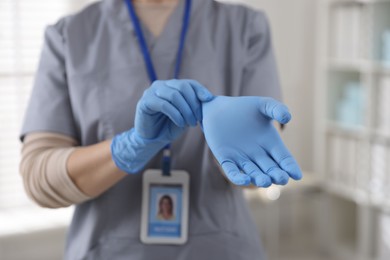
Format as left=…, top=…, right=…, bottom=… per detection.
left=104, top=0, right=206, bottom=35
left=104, top=0, right=209, bottom=65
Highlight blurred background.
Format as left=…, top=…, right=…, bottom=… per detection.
left=1, top=0, right=390, bottom=259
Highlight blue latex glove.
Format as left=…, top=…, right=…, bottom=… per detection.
left=111, top=79, right=213, bottom=174
left=202, top=96, right=302, bottom=187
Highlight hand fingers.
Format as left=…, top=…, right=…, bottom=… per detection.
left=154, top=87, right=197, bottom=126
left=186, top=79, right=214, bottom=102
left=278, top=156, right=302, bottom=180
left=249, top=147, right=290, bottom=185
left=240, top=161, right=272, bottom=187
left=221, top=161, right=251, bottom=186
left=258, top=97, right=291, bottom=124
left=265, top=138, right=303, bottom=181
left=164, top=81, right=203, bottom=122
left=141, top=95, right=186, bottom=127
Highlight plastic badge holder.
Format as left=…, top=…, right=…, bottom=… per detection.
left=140, top=169, right=189, bottom=245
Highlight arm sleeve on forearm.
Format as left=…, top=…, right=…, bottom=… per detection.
left=20, top=132, right=91, bottom=208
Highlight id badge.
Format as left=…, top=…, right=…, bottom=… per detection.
left=140, top=169, right=190, bottom=245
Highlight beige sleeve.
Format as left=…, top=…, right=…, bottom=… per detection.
left=20, top=132, right=91, bottom=208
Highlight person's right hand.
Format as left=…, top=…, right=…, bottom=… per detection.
left=135, top=79, right=214, bottom=142
left=111, top=79, right=213, bottom=174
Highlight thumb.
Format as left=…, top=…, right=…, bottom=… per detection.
left=258, top=97, right=291, bottom=124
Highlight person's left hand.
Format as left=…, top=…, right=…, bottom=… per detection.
left=202, top=96, right=302, bottom=187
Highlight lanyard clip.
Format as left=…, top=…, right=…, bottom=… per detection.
left=162, top=148, right=171, bottom=177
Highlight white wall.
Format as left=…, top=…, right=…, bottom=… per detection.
left=255, top=0, right=317, bottom=172
left=0, top=228, right=66, bottom=260
left=224, top=0, right=317, bottom=171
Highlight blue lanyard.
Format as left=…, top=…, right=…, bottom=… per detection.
left=124, top=0, right=192, bottom=176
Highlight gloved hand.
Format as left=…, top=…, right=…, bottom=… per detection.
left=202, top=96, right=302, bottom=187
left=111, top=79, right=213, bottom=174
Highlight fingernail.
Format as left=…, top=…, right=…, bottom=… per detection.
left=233, top=176, right=247, bottom=186
left=202, top=93, right=214, bottom=102
left=281, top=112, right=292, bottom=124
left=256, top=176, right=271, bottom=187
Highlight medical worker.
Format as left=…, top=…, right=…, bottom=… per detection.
left=19, top=0, right=302, bottom=259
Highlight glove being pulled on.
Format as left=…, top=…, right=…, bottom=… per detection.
left=202, top=96, right=302, bottom=187
left=111, top=79, right=213, bottom=174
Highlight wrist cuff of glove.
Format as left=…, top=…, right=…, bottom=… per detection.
left=111, top=128, right=168, bottom=174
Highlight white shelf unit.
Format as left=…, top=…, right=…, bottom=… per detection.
left=315, top=0, right=390, bottom=259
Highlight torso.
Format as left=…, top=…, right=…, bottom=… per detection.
left=55, top=0, right=272, bottom=258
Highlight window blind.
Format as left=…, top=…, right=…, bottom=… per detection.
left=0, top=0, right=95, bottom=209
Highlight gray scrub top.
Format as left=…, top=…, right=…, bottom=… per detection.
left=21, top=0, right=282, bottom=259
